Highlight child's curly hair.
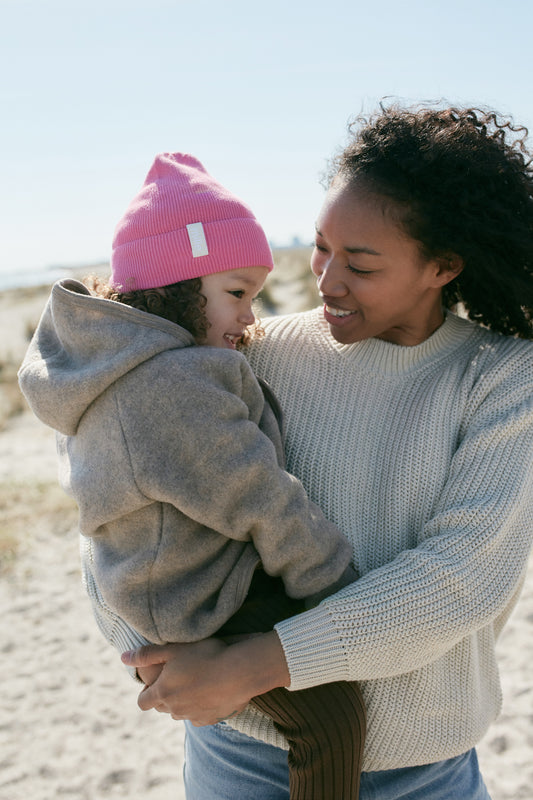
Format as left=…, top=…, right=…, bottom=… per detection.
left=328, top=103, right=533, bottom=339
left=85, top=275, right=262, bottom=346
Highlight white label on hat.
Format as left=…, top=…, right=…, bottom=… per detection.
left=186, top=222, right=209, bottom=258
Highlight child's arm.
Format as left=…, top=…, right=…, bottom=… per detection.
left=118, top=348, right=355, bottom=601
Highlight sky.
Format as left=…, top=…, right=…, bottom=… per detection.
left=1, top=0, right=533, bottom=280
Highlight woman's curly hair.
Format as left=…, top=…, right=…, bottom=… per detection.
left=328, top=103, right=533, bottom=339
left=85, top=275, right=262, bottom=346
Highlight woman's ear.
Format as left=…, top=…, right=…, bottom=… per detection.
left=433, top=253, right=464, bottom=287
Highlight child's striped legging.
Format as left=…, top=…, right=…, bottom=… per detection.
left=219, top=569, right=366, bottom=800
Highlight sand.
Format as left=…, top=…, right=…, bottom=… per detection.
left=1, top=282, right=531, bottom=799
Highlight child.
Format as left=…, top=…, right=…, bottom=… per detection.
left=19, top=153, right=366, bottom=800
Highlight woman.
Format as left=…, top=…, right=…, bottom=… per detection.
left=121, top=104, right=531, bottom=798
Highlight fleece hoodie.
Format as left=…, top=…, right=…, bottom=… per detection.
left=18, top=280, right=353, bottom=644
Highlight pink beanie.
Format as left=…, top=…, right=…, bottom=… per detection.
left=110, top=153, right=274, bottom=291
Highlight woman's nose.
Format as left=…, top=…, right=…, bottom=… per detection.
left=314, top=259, right=346, bottom=297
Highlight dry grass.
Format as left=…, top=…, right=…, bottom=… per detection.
left=0, top=361, right=28, bottom=431
left=0, top=480, right=78, bottom=574
left=261, top=246, right=317, bottom=315
left=0, top=282, right=51, bottom=430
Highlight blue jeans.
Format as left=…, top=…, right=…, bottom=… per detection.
left=184, top=721, right=492, bottom=799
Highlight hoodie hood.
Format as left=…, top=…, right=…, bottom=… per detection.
left=18, top=279, right=194, bottom=435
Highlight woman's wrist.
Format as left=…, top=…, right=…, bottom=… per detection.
left=228, top=630, right=290, bottom=697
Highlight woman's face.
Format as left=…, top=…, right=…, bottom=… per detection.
left=311, top=180, right=454, bottom=346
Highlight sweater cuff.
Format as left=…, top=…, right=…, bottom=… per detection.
left=274, top=602, right=350, bottom=691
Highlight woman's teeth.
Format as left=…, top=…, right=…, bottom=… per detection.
left=325, top=305, right=355, bottom=318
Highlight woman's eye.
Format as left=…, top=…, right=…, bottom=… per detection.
left=314, top=243, right=328, bottom=253
left=229, top=290, right=245, bottom=298
left=346, top=265, right=372, bottom=275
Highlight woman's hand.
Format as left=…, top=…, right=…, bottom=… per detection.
left=121, top=631, right=290, bottom=727
left=136, top=661, right=164, bottom=687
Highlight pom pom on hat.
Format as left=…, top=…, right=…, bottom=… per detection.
left=111, top=153, right=274, bottom=291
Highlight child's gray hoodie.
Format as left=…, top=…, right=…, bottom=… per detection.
left=18, top=280, right=353, bottom=644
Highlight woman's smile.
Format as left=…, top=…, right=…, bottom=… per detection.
left=324, top=304, right=357, bottom=318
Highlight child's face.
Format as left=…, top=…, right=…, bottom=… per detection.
left=200, top=266, right=269, bottom=349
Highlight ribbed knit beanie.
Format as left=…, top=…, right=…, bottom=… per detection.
left=110, top=153, right=274, bottom=291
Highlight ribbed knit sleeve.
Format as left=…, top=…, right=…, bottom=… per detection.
left=276, top=358, right=533, bottom=687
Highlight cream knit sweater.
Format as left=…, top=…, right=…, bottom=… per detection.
left=84, top=307, right=533, bottom=772
left=228, top=307, right=533, bottom=770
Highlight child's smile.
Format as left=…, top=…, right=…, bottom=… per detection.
left=200, top=266, right=269, bottom=349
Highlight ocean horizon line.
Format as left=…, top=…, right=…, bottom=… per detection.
left=0, top=243, right=312, bottom=293
left=0, top=262, right=111, bottom=292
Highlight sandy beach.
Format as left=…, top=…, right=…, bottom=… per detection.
left=1, top=281, right=532, bottom=799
